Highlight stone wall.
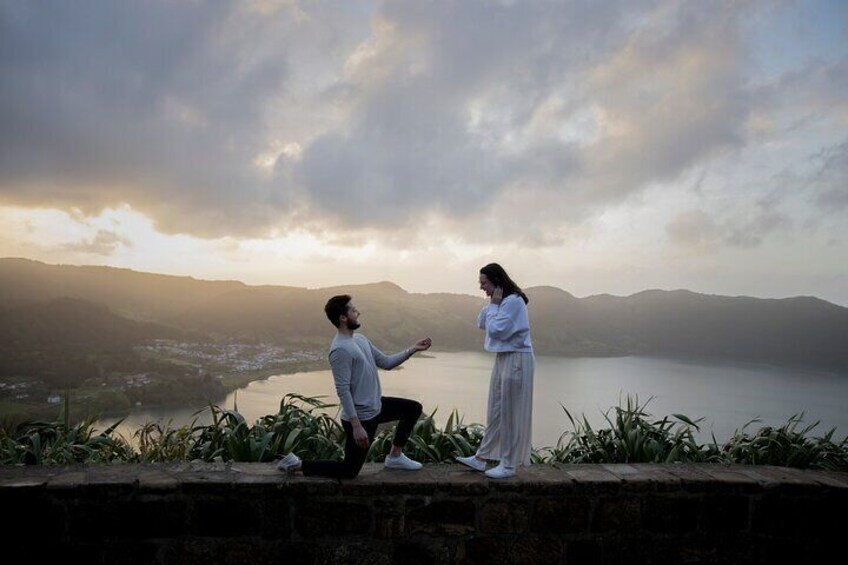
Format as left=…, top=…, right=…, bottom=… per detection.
left=2, top=462, right=845, bottom=564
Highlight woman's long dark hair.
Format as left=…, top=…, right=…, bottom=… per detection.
left=480, top=263, right=529, bottom=304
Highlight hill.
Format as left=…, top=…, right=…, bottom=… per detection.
left=0, top=296, right=188, bottom=386
left=1, top=258, right=846, bottom=372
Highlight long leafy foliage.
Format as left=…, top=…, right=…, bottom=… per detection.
left=368, top=408, right=485, bottom=462
left=1, top=393, right=845, bottom=470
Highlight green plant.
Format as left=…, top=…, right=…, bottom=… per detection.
left=175, top=393, right=345, bottom=462
left=541, top=395, right=712, bottom=464
left=368, top=408, right=485, bottom=463
left=134, top=419, right=200, bottom=462
left=721, top=414, right=848, bottom=471
left=1, top=392, right=846, bottom=470
left=0, top=417, right=133, bottom=465
left=257, top=393, right=345, bottom=461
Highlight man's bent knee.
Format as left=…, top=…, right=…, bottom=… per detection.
left=410, top=400, right=423, bottom=418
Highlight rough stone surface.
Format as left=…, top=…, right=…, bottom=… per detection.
left=1, top=462, right=844, bottom=564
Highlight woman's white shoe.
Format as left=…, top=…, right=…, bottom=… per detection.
left=484, top=464, right=516, bottom=479
left=456, top=455, right=486, bottom=472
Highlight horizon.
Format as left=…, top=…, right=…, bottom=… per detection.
left=5, top=256, right=846, bottom=308
left=2, top=2, right=846, bottom=307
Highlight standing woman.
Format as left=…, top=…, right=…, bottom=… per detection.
left=458, top=263, right=534, bottom=479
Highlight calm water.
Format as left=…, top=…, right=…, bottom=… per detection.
left=101, top=351, right=848, bottom=448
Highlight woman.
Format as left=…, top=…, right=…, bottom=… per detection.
left=458, top=262, right=534, bottom=479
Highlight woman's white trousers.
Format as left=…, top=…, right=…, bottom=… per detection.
left=476, top=351, right=534, bottom=468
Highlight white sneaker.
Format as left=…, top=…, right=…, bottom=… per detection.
left=276, top=452, right=301, bottom=474
left=484, top=464, right=516, bottom=479
left=384, top=452, right=423, bottom=470
left=456, top=455, right=486, bottom=472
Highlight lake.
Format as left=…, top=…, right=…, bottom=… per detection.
left=99, top=351, right=848, bottom=449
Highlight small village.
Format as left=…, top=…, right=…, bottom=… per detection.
left=0, top=340, right=326, bottom=412
left=138, top=339, right=325, bottom=374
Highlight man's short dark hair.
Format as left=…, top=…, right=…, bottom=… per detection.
left=325, top=294, right=352, bottom=328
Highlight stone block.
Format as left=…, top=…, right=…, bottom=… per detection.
left=137, top=467, right=179, bottom=492
left=566, top=540, right=603, bottom=565
left=457, top=535, right=509, bottom=564
left=159, top=538, right=216, bottom=565
left=213, top=539, right=302, bottom=565
left=260, top=495, right=291, bottom=539
left=530, top=496, right=590, bottom=534
left=662, top=464, right=718, bottom=493
left=29, top=541, right=108, bottom=562
left=407, top=498, right=476, bottom=536
left=342, top=464, right=439, bottom=496
left=394, top=541, right=454, bottom=565
left=700, top=494, right=749, bottom=533
left=277, top=476, right=341, bottom=496
left=699, top=467, right=763, bottom=494
left=374, top=513, right=406, bottom=539
left=508, top=535, right=563, bottom=564
left=751, top=493, right=842, bottom=537
left=592, top=495, right=641, bottom=534
left=428, top=465, right=490, bottom=495
left=295, top=499, right=372, bottom=537
left=99, top=540, right=163, bottom=565
left=564, top=466, right=622, bottom=494
left=67, top=497, right=188, bottom=540
left=190, top=496, right=260, bottom=537
left=512, top=464, right=577, bottom=495
left=371, top=497, right=407, bottom=539
left=480, top=498, right=530, bottom=533
left=316, top=541, right=393, bottom=565
left=47, top=471, right=88, bottom=490
left=0, top=465, right=56, bottom=486
left=642, top=494, right=700, bottom=534
left=1, top=489, right=65, bottom=542
left=619, top=463, right=684, bottom=492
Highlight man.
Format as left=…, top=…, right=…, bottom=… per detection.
left=277, top=294, right=432, bottom=478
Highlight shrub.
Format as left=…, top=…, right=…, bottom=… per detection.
left=0, top=417, right=133, bottom=465
left=1, top=393, right=845, bottom=470
left=540, top=395, right=716, bottom=465
left=720, top=414, right=848, bottom=471
left=368, top=408, right=485, bottom=462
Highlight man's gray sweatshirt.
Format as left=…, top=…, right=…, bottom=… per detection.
left=328, top=333, right=409, bottom=421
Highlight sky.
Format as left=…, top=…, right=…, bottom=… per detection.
left=1, top=0, right=847, bottom=305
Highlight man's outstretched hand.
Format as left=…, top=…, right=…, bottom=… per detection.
left=412, top=337, right=432, bottom=352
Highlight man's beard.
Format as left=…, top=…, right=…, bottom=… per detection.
left=347, top=321, right=361, bottom=330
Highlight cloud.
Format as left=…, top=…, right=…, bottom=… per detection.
left=63, top=229, right=132, bottom=256
left=722, top=209, right=792, bottom=248
left=666, top=210, right=719, bottom=247
left=812, top=140, right=848, bottom=211
left=0, top=0, right=840, bottom=249
left=667, top=198, right=793, bottom=250
left=0, top=1, right=362, bottom=236
left=284, top=1, right=758, bottom=242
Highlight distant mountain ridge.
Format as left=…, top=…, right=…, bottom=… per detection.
left=2, top=258, right=846, bottom=372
